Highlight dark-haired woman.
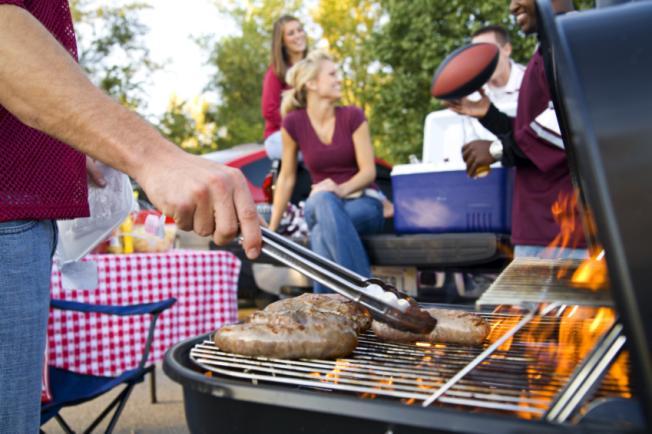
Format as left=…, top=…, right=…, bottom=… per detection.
left=261, top=15, right=307, bottom=159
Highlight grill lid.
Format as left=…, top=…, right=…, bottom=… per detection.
left=536, top=0, right=652, bottom=420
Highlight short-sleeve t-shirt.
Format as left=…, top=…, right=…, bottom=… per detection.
left=282, top=106, right=366, bottom=185
left=0, top=0, right=88, bottom=221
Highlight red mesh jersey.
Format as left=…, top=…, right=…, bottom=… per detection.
left=0, top=0, right=88, bottom=221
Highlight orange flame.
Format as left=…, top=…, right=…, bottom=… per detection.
left=513, top=305, right=630, bottom=418
left=546, top=191, right=580, bottom=258
left=571, top=250, right=609, bottom=291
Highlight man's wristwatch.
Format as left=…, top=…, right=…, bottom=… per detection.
left=489, top=140, right=503, bottom=161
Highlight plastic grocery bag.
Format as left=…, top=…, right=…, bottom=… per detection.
left=54, top=162, right=135, bottom=288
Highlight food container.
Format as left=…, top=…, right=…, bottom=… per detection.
left=131, top=211, right=177, bottom=253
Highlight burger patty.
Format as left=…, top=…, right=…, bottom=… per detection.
left=263, top=293, right=372, bottom=333
left=371, top=307, right=489, bottom=346
left=214, top=295, right=364, bottom=360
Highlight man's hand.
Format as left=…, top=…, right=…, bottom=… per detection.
left=311, top=178, right=342, bottom=196
left=462, top=140, right=495, bottom=177
left=136, top=152, right=262, bottom=259
left=444, top=89, right=491, bottom=119
left=85, top=156, right=106, bottom=187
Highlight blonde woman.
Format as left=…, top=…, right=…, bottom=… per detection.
left=269, top=51, right=384, bottom=293
left=261, top=15, right=308, bottom=159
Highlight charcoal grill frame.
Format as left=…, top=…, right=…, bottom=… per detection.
left=165, top=333, right=643, bottom=434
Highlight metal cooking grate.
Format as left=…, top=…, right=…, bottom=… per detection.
left=476, top=258, right=613, bottom=308
left=190, top=307, right=630, bottom=419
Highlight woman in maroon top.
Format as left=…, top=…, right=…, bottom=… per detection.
left=261, top=15, right=307, bottom=159
left=269, top=51, right=384, bottom=293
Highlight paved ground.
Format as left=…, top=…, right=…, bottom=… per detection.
left=41, top=307, right=259, bottom=434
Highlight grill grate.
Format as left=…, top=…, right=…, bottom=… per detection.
left=190, top=307, right=630, bottom=419
left=476, top=258, right=613, bottom=308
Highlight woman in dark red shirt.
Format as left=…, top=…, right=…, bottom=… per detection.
left=268, top=51, right=384, bottom=293
left=261, top=15, right=307, bottom=159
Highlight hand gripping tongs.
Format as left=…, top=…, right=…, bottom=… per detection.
left=257, top=227, right=436, bottom=334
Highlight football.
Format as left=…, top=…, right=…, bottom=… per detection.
left=431, top=43, right=499, bottom=100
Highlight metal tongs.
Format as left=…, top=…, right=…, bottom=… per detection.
left=257, top=227, right=436, bottom=334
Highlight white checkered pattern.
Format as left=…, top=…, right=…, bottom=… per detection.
left=48, top=250, right=240, bottom=377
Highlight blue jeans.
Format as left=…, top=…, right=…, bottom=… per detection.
left=514, top=245, right=588, bottom=260
left=0, top=220, right=57, bottom=434
left=304, top=192, right=384, bottom=293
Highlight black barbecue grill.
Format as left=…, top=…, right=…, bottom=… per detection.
left=163, top=1, right=652, bottom=433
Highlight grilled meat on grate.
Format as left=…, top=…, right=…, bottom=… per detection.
left=263, top=293, right=372, bottom=333
left=372, top=307, right=489, bottom=345
left=215, top=309, right=358, bottom=359
left=215, top=294, right=369, bottom=359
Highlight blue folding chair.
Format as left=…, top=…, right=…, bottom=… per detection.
left=41, top=297, right=176, bottom=434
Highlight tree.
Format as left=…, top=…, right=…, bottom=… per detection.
left=70, top=0, right=161, bottom=111
left=201, top=0, right=305, bottom=149
left=157, top=95, right=219, bottom=154
left=312, top=0, right=383, bottom=113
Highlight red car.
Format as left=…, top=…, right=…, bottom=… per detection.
left=201, top=144, right=273, bottom=204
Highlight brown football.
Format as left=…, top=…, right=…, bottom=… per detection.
left=431, top=43, right=499, bottom=100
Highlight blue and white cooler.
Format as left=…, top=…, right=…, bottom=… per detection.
left=391, top=163, right=513, bottom=234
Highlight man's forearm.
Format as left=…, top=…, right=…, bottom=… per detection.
left=479, top=104, right=513, bottom=137
left=0, top=5, right=180, bottom=183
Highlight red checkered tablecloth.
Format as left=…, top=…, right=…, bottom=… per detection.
left=47, top=250, right=240, bottom=377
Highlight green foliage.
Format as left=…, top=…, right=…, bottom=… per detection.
left=200, top=0, right=304, bottom=149
left=157, top=96, right=219, bottom=154
left=312, top=0, right=383, bottom=112
left=70, top=0, right=161, bottom=110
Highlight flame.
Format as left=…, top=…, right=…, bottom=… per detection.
left=486, top=305, right=527, bottom=352
left=513, top=305, right=630, bottom=418
left=545, top=191, right=610, bottom=290
left=571, top=250, right=609, bottom=290
left=477, top=304, right=631, bottom=419
left=546, top=191, right=580, bottom=259
left=322, top=360, right=349, bottom=385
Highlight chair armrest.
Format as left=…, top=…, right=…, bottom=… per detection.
left=50, top=298, right=177, bottom=316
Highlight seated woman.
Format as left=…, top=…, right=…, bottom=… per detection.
left=268, top=50, right=384, bottom=293
left=261, top=15, right=307, bottom=160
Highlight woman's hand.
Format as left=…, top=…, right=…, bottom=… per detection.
left=444, top=89, right=491, bottom=119
left=311, top=178, right=342, bottom=196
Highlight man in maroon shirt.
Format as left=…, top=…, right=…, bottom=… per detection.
left=0, top=2, right=262, bottom=432
left=447, top=0, right=586, bottom=259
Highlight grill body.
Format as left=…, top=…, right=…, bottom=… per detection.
left=164, top=334, right=643, bottom=434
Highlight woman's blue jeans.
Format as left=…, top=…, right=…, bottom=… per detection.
left=0, top=220, right=57, bottom=434
left=303, top=192, right=384, bottom=293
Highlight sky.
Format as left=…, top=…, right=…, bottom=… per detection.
left=139, top=0, right=236, bottom=117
